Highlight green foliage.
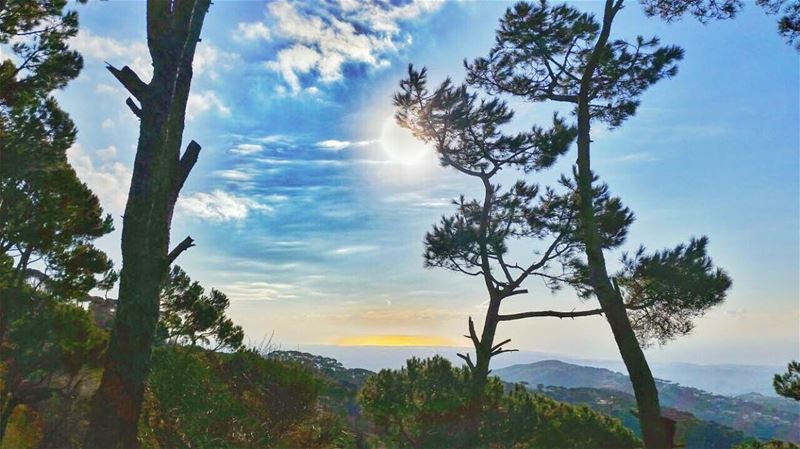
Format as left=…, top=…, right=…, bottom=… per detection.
left=640, top=0, right=742, bottom=22
left=359, top=356, right=640, bottom=449
left=0, top=0, right=86, bottom=106
left=143, top=346, right=323, bottom=449
left=359, top=356, right=482, bottom=448
left=0, top=0, right=113, bottom=300
left=157, top=265, right=244, bottom=351
left=466, top=1, right=684, bottom=128
left=1, top=289, right=107, bottom=440
left=395, top=65, right=576, bottom=175
left=773, top=361, right=800, bottom=401
left=617, top=237, right=732, bottom=346
left=759, top=0, right=800, bottom=49
left=734, top=440, right=799, bottom=449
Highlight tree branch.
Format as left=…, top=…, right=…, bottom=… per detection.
left=174, top=140, right=201, bottom=197
left=167, top=236, right=195, bottom=265
left=491, top=338, right=512, bottom=353
left=498, top=307, right=603, bottom=321
left=125, top=97, right=142, bottom=118
left=465, top=316, right=480, bottom=349
left=105, top=63, right=147, bottom=100
left=457, top=352, right=476, bottom=370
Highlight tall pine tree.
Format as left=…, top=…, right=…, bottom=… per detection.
left=465, top=2, right=732, bottom=447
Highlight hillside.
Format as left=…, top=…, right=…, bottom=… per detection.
left=496, top=360, right=800, bottom=443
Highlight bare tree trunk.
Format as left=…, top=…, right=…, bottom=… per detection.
left=471, top=298, right=500, bottom=390
left=85, top=1, right=210, bottom=447
left=575, top=99, right=668, bottom=449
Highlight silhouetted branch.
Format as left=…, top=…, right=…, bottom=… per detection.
left=105, top=64, right=146, bottom=100
left=457, top=352, right=475, bottom=370
left=491, top=338, right=512, bottom=352
left=498, top=308, right=603, bottom=321
left=174, top=140, right=201, bottom=196
left=167, top=236, right=195, bottom=265
left=125, top=97, right=142, bottom=118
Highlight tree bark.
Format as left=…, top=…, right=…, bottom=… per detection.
left=571, top=1, right=669, bottom=447
left=85, top=2, right=210, bottom=447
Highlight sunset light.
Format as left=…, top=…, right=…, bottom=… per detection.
left=336, top=335, right=458, bottom=347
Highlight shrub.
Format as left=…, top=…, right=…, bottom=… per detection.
left=359, top=356, right=640, bottom=449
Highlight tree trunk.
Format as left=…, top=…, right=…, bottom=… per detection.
left=85, top=2, right=210, bottom=447
left=472, top=297, right=500, bottom=391
left=575, top=98, right=668, bottom=449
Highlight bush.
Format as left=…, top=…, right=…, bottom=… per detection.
left=359, top=356, right=640, bottom=449
left=734, top=440, right=799, bottom=449
left=141, top=346, right=321, bottom=448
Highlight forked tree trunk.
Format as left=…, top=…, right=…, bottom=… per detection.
left=85, top=1, right=210, bottom=447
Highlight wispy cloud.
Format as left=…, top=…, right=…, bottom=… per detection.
left=177, top=190, right=272, bottom=221
left=230, top=143, right=264, bottom=155
left=328, top=245, right=379, bottom=256
left=214, top=169, right=253, bottom=181
left=223, top=281, right=298, bottom=301
left=614, top=152, right=658, bottom=163
left=316, top=139, right=376, bottom=151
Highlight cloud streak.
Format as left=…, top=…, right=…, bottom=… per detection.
left=177, top=190, right=272, bottom=221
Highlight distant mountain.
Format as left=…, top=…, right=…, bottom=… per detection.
left=537, top=385, right=750, bottom=449
left=495, top=360, right=800, bottom=443
left=301, top=345, right=784, bottom=396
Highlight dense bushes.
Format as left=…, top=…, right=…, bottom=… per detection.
left=141, top=346, right=329, bottom=448
left=358, top=356, right=640, bottom=449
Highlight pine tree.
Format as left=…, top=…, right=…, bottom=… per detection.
left=157, top=265, right=244, bottom=352
left=773, top=361, right=800, bottom=401
left=0, top=0, right=114, bottom=440
left=427, top=1, right=734, bottom=447
left=394, top=66, right=579, bottom=392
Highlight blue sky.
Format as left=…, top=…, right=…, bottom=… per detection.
left=59, top=0, right=798, bottom=365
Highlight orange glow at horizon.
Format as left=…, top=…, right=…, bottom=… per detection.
left=335, top=335, right=459, bottom=347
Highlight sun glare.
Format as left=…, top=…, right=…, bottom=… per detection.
left=336, top=335, right=457, bottom=347
left=378, top=116, right=433, bottom=166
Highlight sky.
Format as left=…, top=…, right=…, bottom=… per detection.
left=55, top=0, right=798, bottom=366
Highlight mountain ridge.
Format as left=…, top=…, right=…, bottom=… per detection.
left=495, top=360, right=800, bottom=443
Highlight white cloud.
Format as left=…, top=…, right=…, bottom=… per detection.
left=214, top=169, right=253, bottom=181
left=96, top=145, right=118, bottom=161
left=256, top=134, right=290, bottom=144
left=230, top=143, right=263, bottom=155
left=101, top=118, right=115, bottom=129
left=263, top=0, right=441, bottom=93
left=316, top=139, right=351, bottom=151
left=70, top=29, right=239, bottom=83
left=316, top=139, right=375, bottom=151
left=70, top=30, right=152, bottom=81
left=177, top=190, right=272, bottom=221
left=193, top=44, right=241, bottom=81
left=328, top=245, right=379, bottom=256
left=186, top=90, right=231, bottom=121
left=222, top=281, right=298, bottom=301
left=234, top=21, right=271, bottom=42
left=265, top=44, right=321, bottom=93
left=67, top=144, right=131, bottom=216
